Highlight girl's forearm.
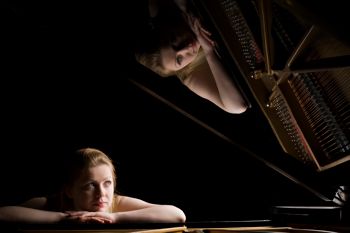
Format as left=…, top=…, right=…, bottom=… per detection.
left=205, top=51, right=248, bottom=113
left=112, top=205, right=186, bottom=223
left=0, top=206, right=67, bottom=224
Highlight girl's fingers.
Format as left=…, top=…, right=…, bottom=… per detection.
left=200, top=26, right=211, bottom=36
left=88, top=216, right=113, bottom=224
left=193, top=17, right=211, bottom=36
left=68, top=215, right=111, bottom=224
left=65, top=211, right=88, bottom=216
left=185, top=13, right=216, bottom=48
left=200, top=29, right=214, bottom=44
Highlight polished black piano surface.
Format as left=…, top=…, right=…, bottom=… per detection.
left=2, top=220, right=350, bottom=233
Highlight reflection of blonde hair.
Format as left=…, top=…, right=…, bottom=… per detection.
left=135, top=51, right=173, bottom=77
left=135, top=47, right=206, bottom=82
left=176, top=48, right=205, bottom=82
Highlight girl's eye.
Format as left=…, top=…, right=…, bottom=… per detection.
left=176, top=55, right=183, bottom=65
left=104, top=180, right=112, bottom=187
left=82, top=183, right=96, bottom=190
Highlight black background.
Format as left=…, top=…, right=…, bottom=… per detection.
left=0, top=0, right=342, bottom=222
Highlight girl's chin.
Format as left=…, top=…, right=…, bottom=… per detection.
left=90, top=206, right=108, bottom=212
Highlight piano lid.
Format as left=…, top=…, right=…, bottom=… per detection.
left=190, top=0, right=350, bottom=172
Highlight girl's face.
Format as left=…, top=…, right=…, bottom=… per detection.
left=158, top=9, right=199, bottom=72
left=160, top=40, right=200, bottom=72
left=67, top=164, right=115, bottom=212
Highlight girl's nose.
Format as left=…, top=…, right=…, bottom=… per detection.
left=96, top=185, right=106, bottom=197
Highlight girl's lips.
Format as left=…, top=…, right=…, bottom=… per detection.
left=94, top=202, right=107, bottom=208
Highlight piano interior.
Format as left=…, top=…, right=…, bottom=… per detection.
left=192, top=0, right=350, bottom=172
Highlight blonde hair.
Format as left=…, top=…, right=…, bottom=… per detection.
left=175, top=48, right=206, bottom=82
left=75, top=148, right=116, bottom=184
left=135, top=47, right=206, bottom=82
left=53, top=148, right=118, bottom=211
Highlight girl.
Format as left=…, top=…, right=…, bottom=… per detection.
left=134, top=0, right=248, bottom=114
left=0, top=148, right=186, bottom=224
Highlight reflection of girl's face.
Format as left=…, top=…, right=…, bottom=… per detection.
left=67, top=164, right=114, bottom=212
left=157, top=8, right=199, bottom=72
left=161, top=40, right=200, bottom=72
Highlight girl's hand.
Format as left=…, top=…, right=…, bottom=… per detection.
left=186, top=14, right=216, bottom=54
left=64, top=211, right=114, bottom=224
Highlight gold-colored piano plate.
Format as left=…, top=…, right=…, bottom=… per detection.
left=20, top=226, right=187, bottom=233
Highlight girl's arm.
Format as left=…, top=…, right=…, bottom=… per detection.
left=66, top=195, right=186, bottom=224
left=183, top=15, right=248, bottom=114
left=112, top=196, right=186, bottom=223
left=0, top=197, right=67, bottom=223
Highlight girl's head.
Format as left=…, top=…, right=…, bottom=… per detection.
left=135, top=2, right=200, bottom=77
left=135, top=46, right=202, bottom=78
left=63, top=148, right=117, bottom=212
